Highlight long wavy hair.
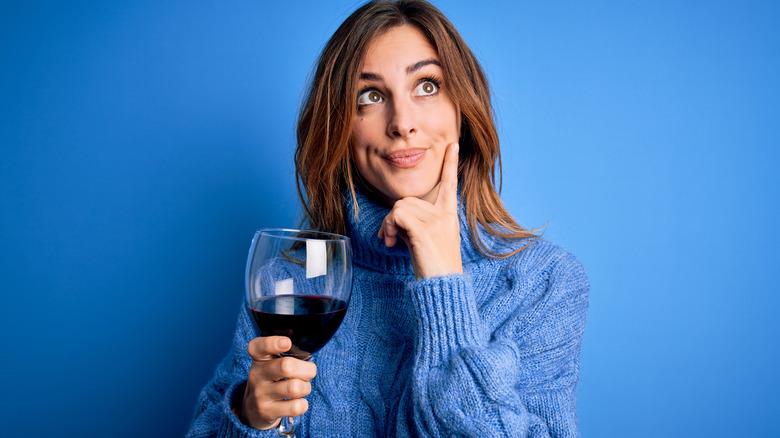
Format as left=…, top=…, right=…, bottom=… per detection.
left=295, top=0, right=537, bottom=258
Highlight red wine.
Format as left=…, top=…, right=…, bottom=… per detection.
left=249, top=295, right=348, bottom=360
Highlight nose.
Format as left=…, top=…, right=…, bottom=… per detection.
left=386, top=98, right=417, bottom=139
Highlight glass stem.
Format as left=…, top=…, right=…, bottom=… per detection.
left=277, top=416, right=295, bottom=437
left=276, top=356, right=310, bottom=437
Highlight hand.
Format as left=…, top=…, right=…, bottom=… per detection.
left=378, top=142, right=463, bottom=279
left=239, top=336, right=317, bottom=430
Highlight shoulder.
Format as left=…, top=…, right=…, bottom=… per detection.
left=476, top=231, right=586, bottom=283
left=488, top=236, right=589, bottom=309
left=487, top=237, right=589, bottom=343
left=511, top=237, right=586, bottom=282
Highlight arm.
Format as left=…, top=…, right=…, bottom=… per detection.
left=397, top=252, right=589, bottom=437
left=378, top=143, right=588, bottom=435
left=189, top=256, right=320, bottom=437
left=187, top=303, right=265, bottom=438
left=187, top=303, right=309, bottom=438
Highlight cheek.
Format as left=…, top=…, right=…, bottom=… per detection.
left=352, top=117, right=377, bottom=149
left=351, top=115, right=388, bottom=162
left=350, top=128, right=373, bottom=181
left=351, top=127, right=369, bottom=162
left=427, top=103, right=459, bottom=139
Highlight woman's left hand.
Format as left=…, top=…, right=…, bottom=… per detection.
left=378, top=142, right=463, bottom=279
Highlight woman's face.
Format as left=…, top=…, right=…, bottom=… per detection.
left=351, top=25, right=459, bottom=206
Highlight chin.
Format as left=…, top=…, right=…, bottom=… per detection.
left=387, top=184, right=437, bottom=202
left=362, top=176, right=438, bottom=205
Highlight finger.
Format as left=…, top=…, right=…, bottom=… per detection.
left=396, top=196, right=442, bottom=215
left=435, top=142, right=459, bottom=212
left=380, top=215, right=399, bottom=247
left=382, top=204, right=425, bottom=245
left=242, top=386, right=308, bottom=430
left=264, top=398, right=309, bottom=420
left=380, top=199, right=429, bottom=247
left=260, top=356, right=317, bottom=382
left=264, top=378, right=312, bottom=400
left=247, top=336, right=292, bottom=360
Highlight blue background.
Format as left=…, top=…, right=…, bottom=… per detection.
left=2, top=1, right=778, bottom=437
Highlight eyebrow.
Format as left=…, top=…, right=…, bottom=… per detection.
left=407, top=58, right=441, bottom=74
left=359, top=58, right=442, bottom=81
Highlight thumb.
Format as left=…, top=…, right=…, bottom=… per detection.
left=435, top=142, right=459, bottom=212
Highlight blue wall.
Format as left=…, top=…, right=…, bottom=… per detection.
left=2, top=1, right=778, bottom=437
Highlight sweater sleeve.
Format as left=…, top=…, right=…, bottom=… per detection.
left=186, top=302, right=279, bottom=438
left=397, top=251, right=589, bottom=437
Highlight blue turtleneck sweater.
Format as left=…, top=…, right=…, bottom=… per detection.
left=188, top=190, right=589, bottom=437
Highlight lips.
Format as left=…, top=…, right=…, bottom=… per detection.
left=382, top=148, right=426, bottom=168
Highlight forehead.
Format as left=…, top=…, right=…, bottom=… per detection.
left=362, top=25, right=439, bottom=71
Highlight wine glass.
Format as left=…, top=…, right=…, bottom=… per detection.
left=245, top=228, right=352, bottom=437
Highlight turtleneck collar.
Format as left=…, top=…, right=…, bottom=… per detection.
left=344, top=187, right=484, bottom=275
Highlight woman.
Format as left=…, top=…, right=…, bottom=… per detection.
left=188, top=1, right=589, bottom=437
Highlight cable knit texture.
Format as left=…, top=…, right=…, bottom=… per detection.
left=187, top=189, right=589, bottom=437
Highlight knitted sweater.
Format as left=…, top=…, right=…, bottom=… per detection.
left=188, top=190, right=589, bottom=437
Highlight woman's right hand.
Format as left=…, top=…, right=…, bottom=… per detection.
left=238, top=336, right=317, bottom=430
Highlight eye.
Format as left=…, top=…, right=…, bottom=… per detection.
left=357, top=89, right=384, bottom=105
left=413, top=79, right=439, bottom=97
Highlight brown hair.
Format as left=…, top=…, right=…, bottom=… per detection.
left=295, top=0, right=537, bottom=258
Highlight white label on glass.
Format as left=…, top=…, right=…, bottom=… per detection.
left=306, top=239, right=327, bottom=279
left=274, top=278, right=294, bottom=295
